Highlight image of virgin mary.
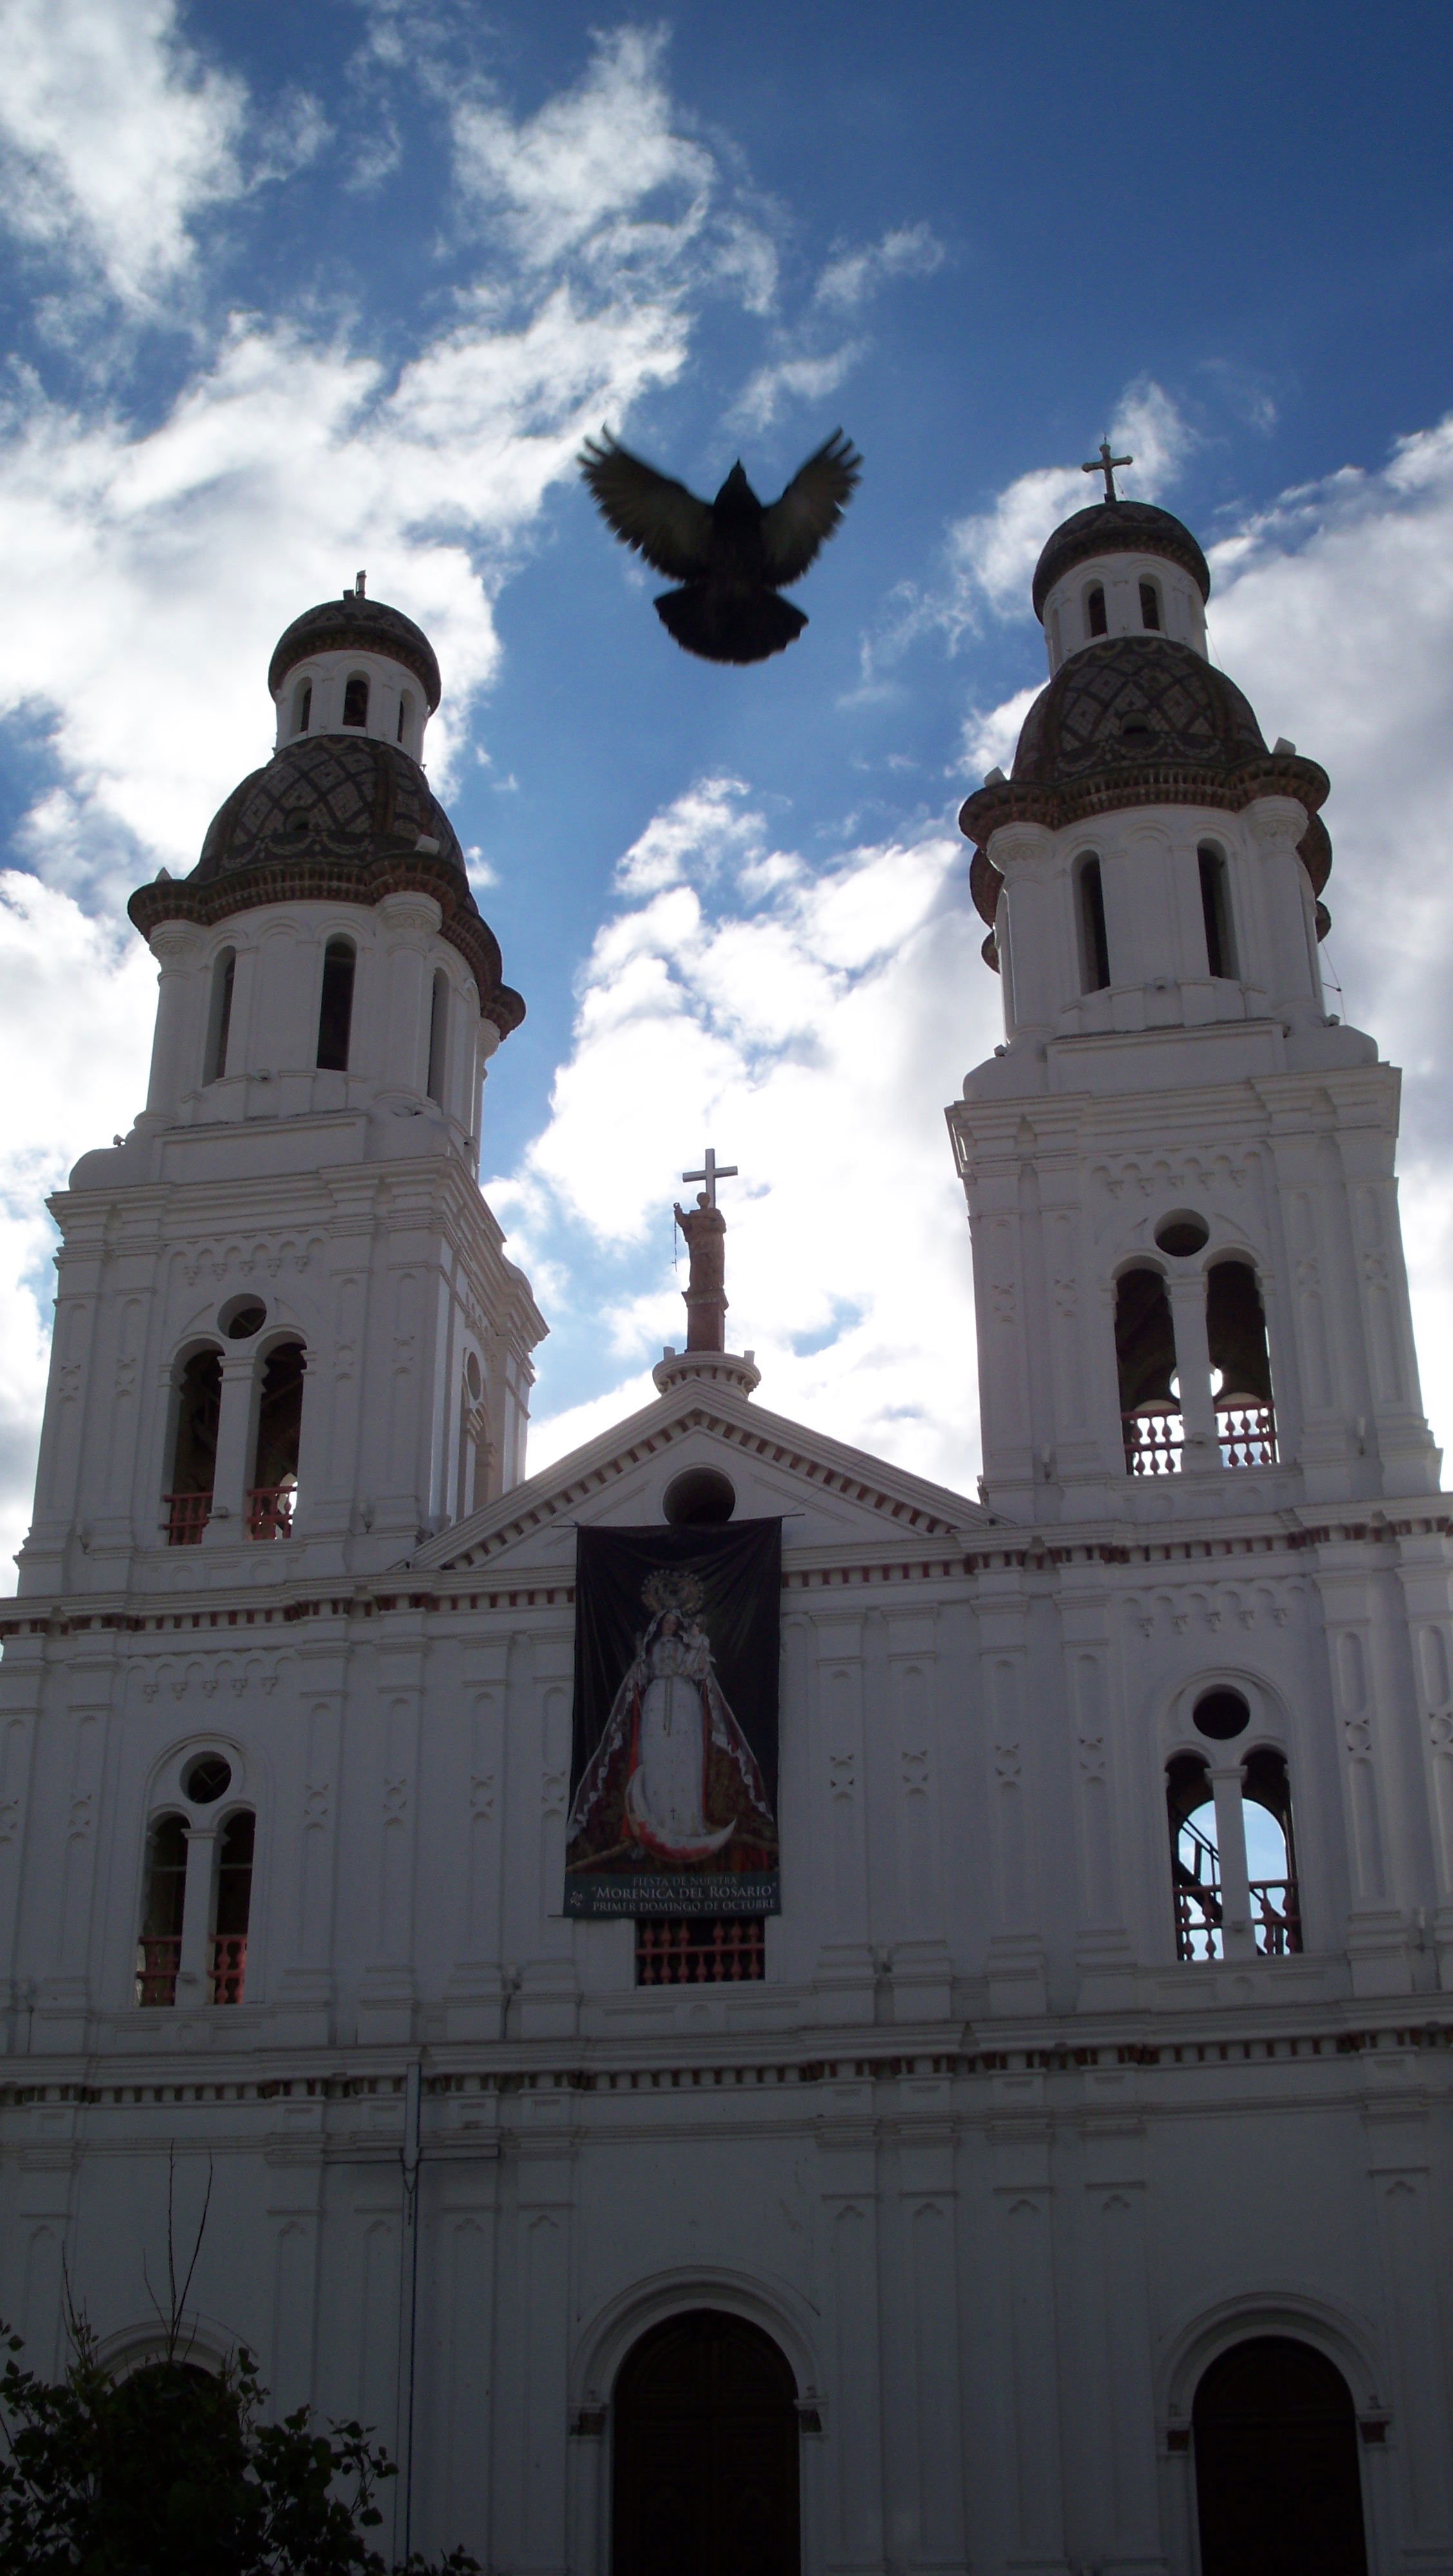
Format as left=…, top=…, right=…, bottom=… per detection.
left=566, top=1568, right=777, bottom=1875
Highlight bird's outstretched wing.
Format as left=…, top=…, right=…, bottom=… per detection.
left=760, top=430, right=862, bottom=586
left=578, top=433, right=714, bottom=581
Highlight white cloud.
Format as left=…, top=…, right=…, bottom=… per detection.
left=497, top=791, right=993, bottom=1489
left=0, top=874, right=156, bottom=1580
left=960, top=683, right=1041, bottom=781
left=814, top=222, right=944, bottom=311
left=944, top=378, right=1192, bottom=630
left=0, top=287, right=689, bottom=911
left=451, top=26, right=715, bottom=280
left=728, top=345, right=863, bottom=435
left=0, top=0, right=248, bottom=311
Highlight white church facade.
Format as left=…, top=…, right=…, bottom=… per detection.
left=1, top=488, right=1450, bottom=2574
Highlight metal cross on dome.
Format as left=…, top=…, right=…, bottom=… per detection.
left=681, top=1146, right=739, bottom=1208
left=1082, top=439, right=1133, bottom=503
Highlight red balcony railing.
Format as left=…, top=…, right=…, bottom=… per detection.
left=210, top=1934, right=247, bottom=2004
left=1218, top=1401, right=1277, bottom=1468
left=1124, top=1407, right=1184, bottom=1477
left=1127, top=1401, right=1278, bottom=1477
left=1249, top=1877, right=1301, bottom=1956
left=636, top=1917, right=765, bottom=1985
left=135, top=1936, right=181, bottom=2006
left=164, top=1492, right=211, bottom=1546
left=246, top=1482, right=295, bottom=1540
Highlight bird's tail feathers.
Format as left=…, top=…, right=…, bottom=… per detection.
left=654, top=587, right=808, bottom=665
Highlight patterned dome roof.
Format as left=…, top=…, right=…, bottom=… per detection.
left=193, top=732, right=464, bottom=882
left=958, top=632, right=1333, bottom=933
left=129, top=733, right=524, bottom=1036
left=1032, top=500, right=1210, bottom=618
left=1012, top=633, right=1264, bottom=783
left=268, top=596, right=441, bottom=710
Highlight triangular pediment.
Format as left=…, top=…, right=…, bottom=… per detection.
left=414, top=1369, right=988, bottom=1580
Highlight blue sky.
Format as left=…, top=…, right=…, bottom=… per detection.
left=3, top=0, right=1453, bottom=1575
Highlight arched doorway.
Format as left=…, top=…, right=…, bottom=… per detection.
left=612, top=2307, right=800, bottom=2576
left=1193, top=2335, right=1369, bottom=2576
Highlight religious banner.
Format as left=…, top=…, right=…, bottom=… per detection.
left=564, top=1519, right=781, bottom=1918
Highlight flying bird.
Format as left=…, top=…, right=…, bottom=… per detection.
left=578, top=428, right=862, bottom=665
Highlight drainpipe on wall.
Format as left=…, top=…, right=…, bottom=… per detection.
left=397, top=2060, right=423, bottom=2564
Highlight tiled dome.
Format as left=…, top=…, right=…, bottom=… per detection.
left=1012, top=634, right=1265, bottom=784
left=1031, top=500, right=1210, bottom=618
left=193, top=733, right=464, bottom=883
left=268, top=595, right=442, bottom=710
left=129, top=735, right=523, bottom=1036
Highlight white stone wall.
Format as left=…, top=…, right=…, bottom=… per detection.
left=1041, top=547, right=1208, bottom=670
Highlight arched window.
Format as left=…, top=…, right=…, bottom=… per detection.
left=1168, top=1751, right=1220, bottom=1958
left=248, top=1341, right=304, bottom=1539
left=1207, top=1258, right=1276, bottom=1464
left=1138, top=577, right=1161, bottom=630
left=211, top=1810, right=254, bottom=2003
left=1116, top=1265, right=1179, bottom=1473
left=1076, top=853, right=1111, bottom=992
left=166, top=1350, right=221, bottom=1543
left=1199, top=842, right=1238, bottom=979
left=397, top=692, right=413, bottom=745
left=136, top=1814, right=187, bottom=2005
left=1087, top=582, right=1108, bottom=637
left=316, top=938, right=355, bottom=1072
left=426, top=968, right=448, bottom=1104
left=1193, top=2337, right=1367, bottom=2574
left=342, top=672, right=369, bottom=728
left=292, top=680, right=312, bottom=737
left=1168, top=1694, right=1302, bottom=1962
left=204, top=948, right=235, bottom=1085
left=1242, top=1747, right=1300, bottom=1952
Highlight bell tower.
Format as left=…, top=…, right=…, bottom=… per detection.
left=948, top=484, right=1439, bottom=1525
left=19, top=580, right=545, bottom=1594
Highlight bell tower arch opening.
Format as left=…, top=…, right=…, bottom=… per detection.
left=1192, top=2334, right=1368, bottom=2575
left=611, top=2307, right=801, bottom=2576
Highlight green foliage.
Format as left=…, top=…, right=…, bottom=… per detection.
left=0, top=2318, right=479, bottom=2576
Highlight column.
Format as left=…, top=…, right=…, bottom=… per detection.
left=1167, top=1274, right=1219, bottom=1475
left=201, top=1350, right=258, bottom=1542
left=992, top=822, right=1062, bottom=1042
left=1244, top=795, right=1322, bottom=1022
left=1208, top=1763, right=1255, bottom=1961
left=176, top=1824, right=217, bottom=2007
left=142, top=923, right=204, bottom=1117
left=377, top=891, right=442, bottom=1100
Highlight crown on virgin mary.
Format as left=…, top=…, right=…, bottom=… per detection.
left=641, top=1567, right=706, bottom=1617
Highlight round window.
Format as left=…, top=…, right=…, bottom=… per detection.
left=1154, top=1211, right=1210, bottom=1258
left=183, top=1754, right=233, bottom=1804
left=219, top=1296, right=267, bottom=1340
left=1193, top=1689, right=1250, bottom=1742
left=663, top=1468, right=736, bottom=1527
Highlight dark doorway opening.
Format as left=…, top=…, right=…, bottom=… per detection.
left=1193, top=2335, right=1369, bottom=2576
left=613, top=2308, right=800, bottom=2576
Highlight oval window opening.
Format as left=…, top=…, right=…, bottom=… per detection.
left=219, top=1296, right=267, bottom=1340
left=1155, top=1211, right=1210, bottom=1258
left=184, top=1754, right=233, bottom=1804
left=1193, top=1689, right=1251, bottom=1741
left=663, top=1468, right=736, bottom=1526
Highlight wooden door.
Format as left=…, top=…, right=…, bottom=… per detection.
left=612, top=2308, right=800, bottom=2576
left=1193, top=2335, right=1369, bottom=2576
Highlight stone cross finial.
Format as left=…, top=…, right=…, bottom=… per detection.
left=681, top=1146, right=738, bottom=1208
left=674, top=1148, right=738, bottom=1352
left=1082, top=440, right=1133, bottom=504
